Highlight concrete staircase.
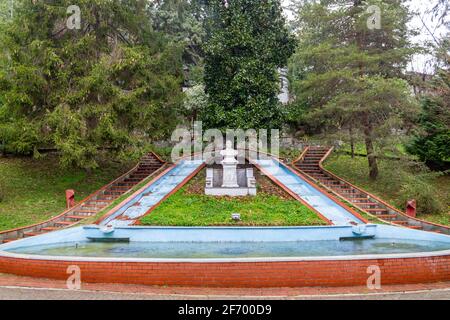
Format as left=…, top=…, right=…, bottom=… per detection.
left=293, top=146, right=450, bottom=235
left=0, top=152, right=166, bottom=243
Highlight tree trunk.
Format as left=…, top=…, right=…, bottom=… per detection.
left=349, top=126, right=355, bottom=159
left=363, top=123, right=378, bottom=180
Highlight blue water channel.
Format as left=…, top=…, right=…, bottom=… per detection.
left=252, top=158, right=364, bottom=225
left=101, top=159, right=204, bottom=227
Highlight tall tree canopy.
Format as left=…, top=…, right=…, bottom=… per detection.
left=0, top=0, right=184, bottom=169
left=289, top=0, right=419, bottom=179
left=202, top=0, right=295, bottom=130
left=149, top=0, right=209, bottom=66
left=407, top=35, right=450, bottom=170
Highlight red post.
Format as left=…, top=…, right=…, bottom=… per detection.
left=406, top=199, right=417, bottom=218
left=65, top=190, right=75, bottom=209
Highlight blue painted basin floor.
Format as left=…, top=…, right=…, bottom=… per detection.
left=252, top=158, right=364, bottom=225
left=101, top=159, right=204, bottom=227
left=2, top=225, right=450, bottom=260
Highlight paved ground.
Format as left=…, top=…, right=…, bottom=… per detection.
left=0, top=286, right=450, bottom=300
left=0, top=273, right=449, bottom=300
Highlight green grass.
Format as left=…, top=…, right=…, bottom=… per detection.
left=140, top=188, right=326, bottom=227
left=324, top=154, right=450, bottom=225
left=0, top=156, right=133, bottom=231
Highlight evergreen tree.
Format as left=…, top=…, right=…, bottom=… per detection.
left=407, top=36, right=450, bottom=170
left=150, top=0, right=209, bottom=66
left=289, top=0, right=419, bottom=179
left=0, top=0, right=184, bottom=169
left=202, top=0, right=295, bottom=130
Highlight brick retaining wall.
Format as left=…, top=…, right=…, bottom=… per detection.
left=0, top=255, right=449, bottom=288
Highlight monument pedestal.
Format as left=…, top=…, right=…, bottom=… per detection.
left=205, top=141, right=257, bottom=197
left=221, top=162, right=239, bottom=188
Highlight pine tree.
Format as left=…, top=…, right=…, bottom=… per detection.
left=202, top=0, right=295, bottom=130
left=289, top=0, right=419, bottom=179
left=0, top=0, right=184, bottom=169
left=150, top=0, right=208, bottom=66
left=407, top=36, right=450, bottom=170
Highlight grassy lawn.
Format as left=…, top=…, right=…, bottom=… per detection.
left=140, top=172, right=326, bottom=227
left=0, top=156, right=133, bottom=231
left=324, top=153, right=450, bottom=225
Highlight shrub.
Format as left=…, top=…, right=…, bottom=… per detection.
left=397, top=172, right=446, bottom=215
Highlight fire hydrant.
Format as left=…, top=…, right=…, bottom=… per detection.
left=406, top=199, right=417, bottom=218
left=65, top=190, right=75, bottom=209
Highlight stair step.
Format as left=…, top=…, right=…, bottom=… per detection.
left=66, top=215, right=88, bottom=220
left=365, top=208, right=389, bottom=212
left=81, top=205, right=100, bottom=209
left=24, top=231, right=43, bottom=237
left=311, top=176, right=328, bottom=179
left=2, top=239, right=17, bottom=243
left=74, top=209, right=96, bottom=214
left=90, top=199, right=112, bottom=202
left=103, top=191, right=124, bottom=195
left=393, top=221, right=409, bottom=226
left=124, top=178, right=142, bottom=182
left=337, top=189, right=359, bottom=193
left=376, top=214, right=397, bottom=220
left=42, top=227, right=59, bottom=232
left=111, top=185, right=131, bottom=189
left=350, top=197, right=371, bottom=201
left=55, top=221, right=75, bottom=226
left=331, top=185, right=352, bottom=189
left=321, top=181, right=341, bottom=185
left=355, top=202, right=380, bottom=207
left=116, top=182, right=136, bottom=186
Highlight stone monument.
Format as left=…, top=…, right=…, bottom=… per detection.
left=220, top=141, right=239, bottom=188
left=205, top=141, right=257, bottom=197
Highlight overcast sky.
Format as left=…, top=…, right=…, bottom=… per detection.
left=281, top=0, right=449, bottom=73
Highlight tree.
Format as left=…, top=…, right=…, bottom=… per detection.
left=149, top=0, right=209, bottom=66
left=0, top=0, right=184, bottom=169
left=202, top=0, right=295, bottom=130
left=183, top=84, right=208, bottom=125
left=289, top=0, right=419, bottom=179
left=407, top=36, right=450, bottom=170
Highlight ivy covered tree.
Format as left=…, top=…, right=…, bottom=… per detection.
left=289, top=0, right=419, bottom=179
left=202, top=0, right=295, bottom=130
left=0, top=0, right=184, bottom=169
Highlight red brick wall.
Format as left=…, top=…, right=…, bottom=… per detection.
left=0, top=255, right=449, bottom=288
